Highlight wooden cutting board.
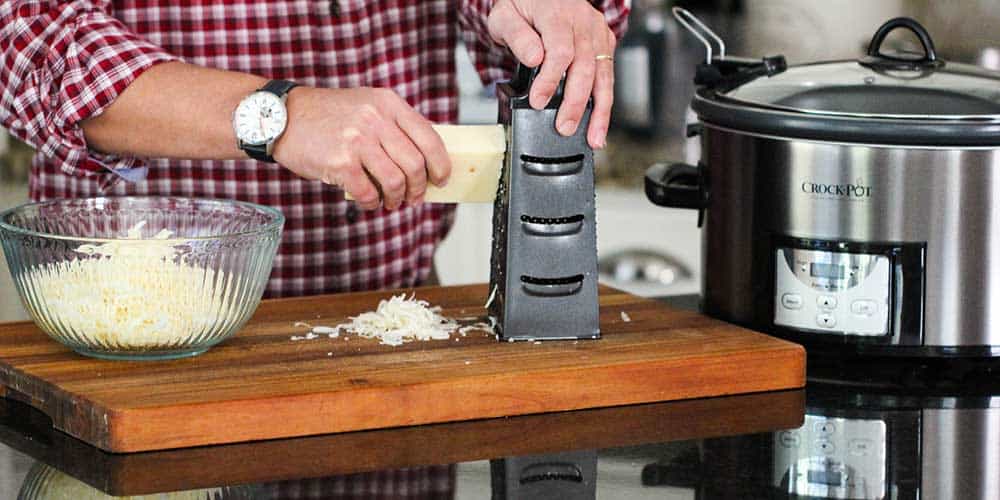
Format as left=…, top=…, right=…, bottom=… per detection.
left=0, top=285, right=804, bottom=453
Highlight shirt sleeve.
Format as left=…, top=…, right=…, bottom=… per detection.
left=0, top=1, right=180, bottom=180
left=457, top=0, right=631, bottom=86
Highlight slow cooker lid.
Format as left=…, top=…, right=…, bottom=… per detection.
left=723, top=61, right=1000, bottom=120
left=692, top=17, right=1000, bottom=146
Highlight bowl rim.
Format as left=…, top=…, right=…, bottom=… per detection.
left=0, top=196, right=285, bottom=243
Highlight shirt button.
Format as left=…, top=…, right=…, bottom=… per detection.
left=346, top=205, right=359, bottom=223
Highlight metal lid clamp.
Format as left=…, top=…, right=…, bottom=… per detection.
left=671, top=7, right=787, bottom=90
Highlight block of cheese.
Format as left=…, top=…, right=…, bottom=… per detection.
left=346, top=124, right=506, bottom=203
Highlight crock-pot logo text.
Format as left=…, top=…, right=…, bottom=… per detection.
left=801, top=178, right=872, bottom=200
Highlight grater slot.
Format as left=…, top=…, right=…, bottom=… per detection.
left=521, top=154, right=585, bottom=176
left=520, top=275, right=585, bottom=296
left=519, top=463, right=584, bottom=484
left=520, top=214, right=585, bottom=236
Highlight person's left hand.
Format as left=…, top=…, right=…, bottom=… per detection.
left=486, top=0, right=617, bottom=149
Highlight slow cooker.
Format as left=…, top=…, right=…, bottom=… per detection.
left=647, top=12, right=1000, bottom=358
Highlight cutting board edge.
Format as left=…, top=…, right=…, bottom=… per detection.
left=0, top=364, right=117, bottom=451
left=103, top=343, right=805, bottom=452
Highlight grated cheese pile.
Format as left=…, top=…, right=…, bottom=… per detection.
left=289, top=296, right=497, bottom=346
left=25, top=222, right=234, bottom=350
left=343, top=294, right=459, bottom=346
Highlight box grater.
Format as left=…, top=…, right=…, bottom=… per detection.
left=488, top=65, right=600, bottom=341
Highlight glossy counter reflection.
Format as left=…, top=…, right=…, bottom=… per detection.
left=650, top=375, right=1000, bottom=500
left=0, top=389, right=803, bottom=498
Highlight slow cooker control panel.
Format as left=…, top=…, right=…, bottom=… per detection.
left=774, top=247, right=890, bottom=336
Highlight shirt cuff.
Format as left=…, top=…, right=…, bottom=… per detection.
left=26, top=9, right=181, bottom=182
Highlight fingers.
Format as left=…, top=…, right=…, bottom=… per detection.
left=588, top=28, right=616, bottom=149
left=524, top=7, right=616, bottom=146
left=530, top=14, right=574, bottom=110
left=359, top=139, right=407, bottom=211
left=377, top=117, right=428, bottom=205
left=487, top=2, right=544, bottom=68
left=335, top=164, right=381, bottom=211
left=396, top=106, right=452, bottom=188
left=555, top=22, right=596, bottom=137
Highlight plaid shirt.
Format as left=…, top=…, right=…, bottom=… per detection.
left=1, top=0, right=628, bottom=300
left=1, top=2, right=628, bottom=497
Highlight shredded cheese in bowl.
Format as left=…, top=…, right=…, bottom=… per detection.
left=1, top=197, right=283, bottom=360
left=21, top=222, right=242, bottom=355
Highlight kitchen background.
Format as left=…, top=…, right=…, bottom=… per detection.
left=2, top=0, right=999, bottom=324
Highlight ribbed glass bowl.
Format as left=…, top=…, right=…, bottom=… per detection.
left=18, top=461, right=262, bottom=499
left=0, top=197, right=283, bottom=361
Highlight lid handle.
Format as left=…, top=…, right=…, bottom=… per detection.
left=671, top=7, right=725, bottom=64
left=862, top=17, right=942, bottom=69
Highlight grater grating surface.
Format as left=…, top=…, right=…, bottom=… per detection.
left=488, top=66, right=600, bottom=341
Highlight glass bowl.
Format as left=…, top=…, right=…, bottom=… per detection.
left=18, top=461, right=262, bottom=499
left=0, top=197, right=283, bottom=361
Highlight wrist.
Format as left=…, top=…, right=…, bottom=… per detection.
left=233, top=79, right=299, bottom=163
left=271, top=85, right=309, bottom=166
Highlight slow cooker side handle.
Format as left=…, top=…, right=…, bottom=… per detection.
left=644, top=162, right=708, bottom=227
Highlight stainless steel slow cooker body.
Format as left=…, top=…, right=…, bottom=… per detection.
left=697, top=127, right=1000, bottom=356
left=648, top=17, right=1000, bottom=357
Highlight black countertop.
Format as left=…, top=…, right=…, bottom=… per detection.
left=1, top=296, right=997, bottom=499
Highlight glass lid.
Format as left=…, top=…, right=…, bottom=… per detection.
left=723, top=60, right=1000, bottom=120
left=682, top=14, right=1000, bottom=146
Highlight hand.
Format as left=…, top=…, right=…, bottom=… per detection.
left=272, top=87, right=451, bottom=210
left=487, top=0, right=617, bottom=149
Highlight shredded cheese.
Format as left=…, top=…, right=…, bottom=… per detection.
left=341, top=294, right=458, bottom=346
left=458, top=322, right=492, bottom=337
left=26, top=222, right=234, bottom=350
left=484, top=284, right=498, bottom=309
left=288, top=295, right=496, bottom=346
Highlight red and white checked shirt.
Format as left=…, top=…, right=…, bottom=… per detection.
left=0, top=0, right=627, bottom=298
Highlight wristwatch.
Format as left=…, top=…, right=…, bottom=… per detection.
left=233, top=79, right=298, bottom=163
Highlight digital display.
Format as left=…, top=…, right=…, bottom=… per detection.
left=807, top=469, right=843, bottom=486
left=810, top=263, right=845, bottom=279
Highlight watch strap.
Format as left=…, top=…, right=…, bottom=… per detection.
left=242, top=142, right=272, bottom=163
left=260, top=79, right=299, bottom=97
left=241, top=79, right=298, bottom=163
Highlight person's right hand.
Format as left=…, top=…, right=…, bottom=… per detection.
left=272, top=87, right=452, bottom=211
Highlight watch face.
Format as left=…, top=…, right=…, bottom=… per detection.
left=233, top=91, right=288, bottom=146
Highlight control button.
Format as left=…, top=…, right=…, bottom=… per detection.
left=781, top=293, right=804, bottom=310
left=849, top=439, right=876, bottom=456
left=816, top=314, right=837, bottom=329
left=814, top=439, right=836, bottom=454
left=851, top=300, right=878, bottom=317
left=778, top=431, right=801, bottom=448
left=813, top=421, right=836, bottom=435
left=817, top=295, right=838, bottom=310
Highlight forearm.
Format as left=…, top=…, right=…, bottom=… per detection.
left=81, top=61, right=267, bottom=161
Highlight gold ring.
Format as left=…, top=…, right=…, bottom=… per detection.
left=595, top=54, right=614, bottom=62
